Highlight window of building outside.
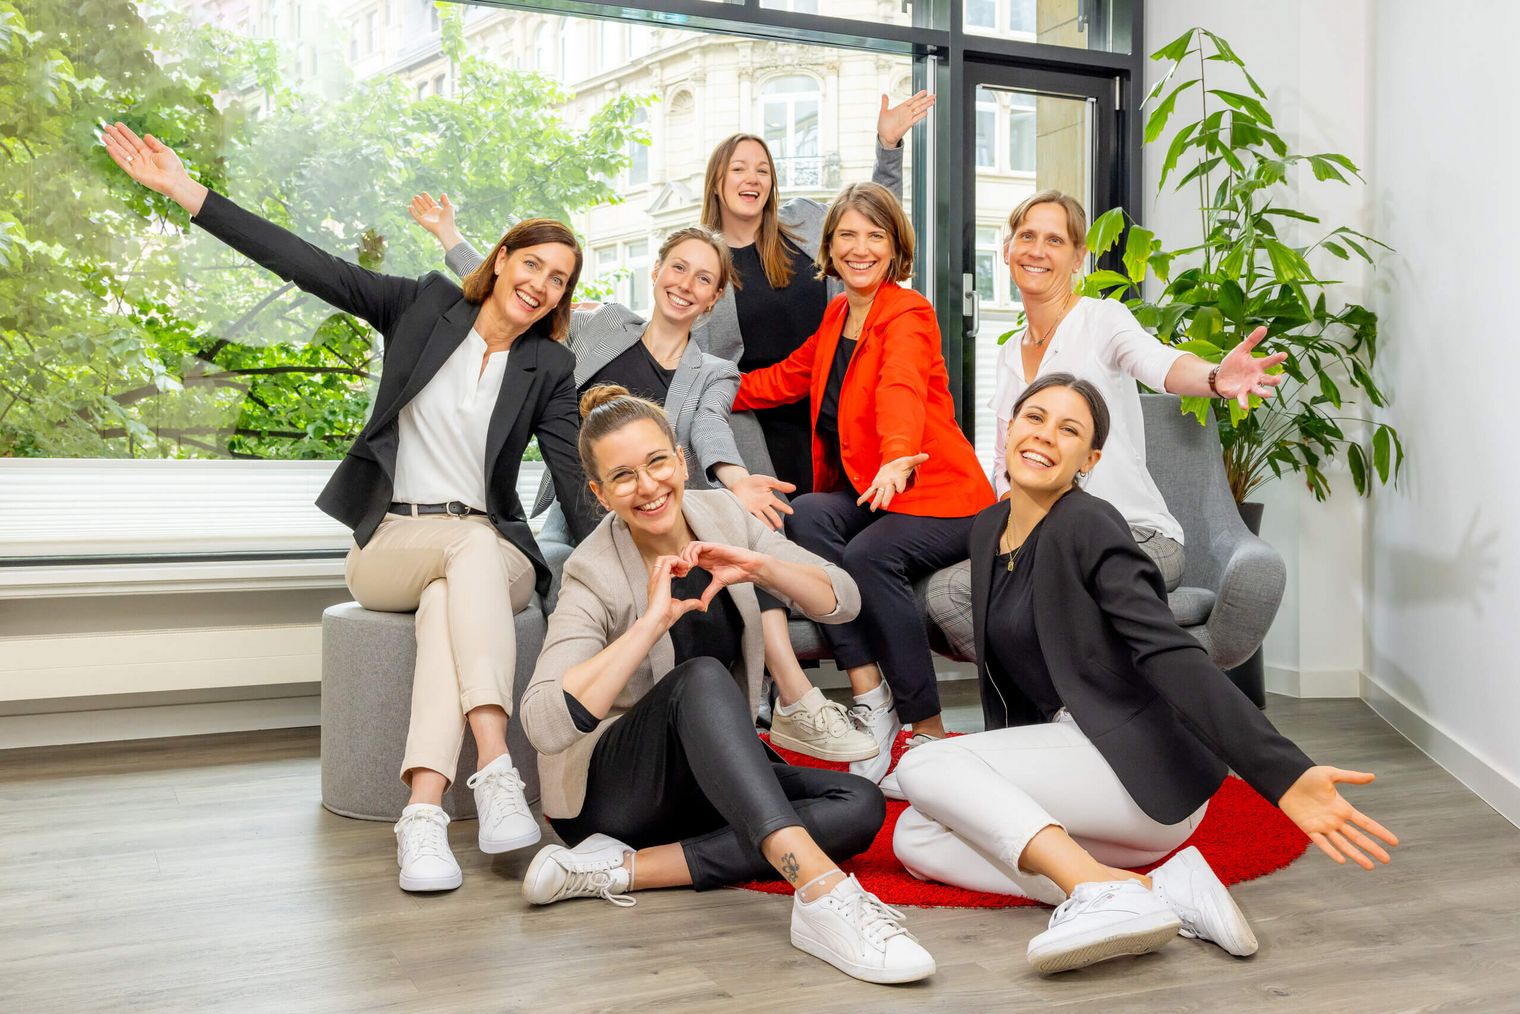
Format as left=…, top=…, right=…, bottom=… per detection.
left=975, top=226, right=999, bottom=304
left=761, top=75, right=822, bottom=189
left=1008, top=91, right=1035, bottom=173
left=975, top=93, right=997, bottom=169
left=963, top=0, right=1132, bottom=53
left=2, top=0, right=916, bottom=557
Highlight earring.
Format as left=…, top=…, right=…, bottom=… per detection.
left=1075, top=470, right=1087, bottom=481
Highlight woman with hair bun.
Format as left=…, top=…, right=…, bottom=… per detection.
left=102, top=121, right=597, bottom=895
left=517, top=385, right=936, bottom=985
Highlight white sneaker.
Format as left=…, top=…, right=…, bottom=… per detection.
left=791, top=874, right=935, bottom=984
left=1027, top=880, right=1181, bottom=974
left=394, top=803, right=462, bottom=892
left=1151, top=846, right=1258, bottom=957
left=877, top=732, right=939, bottom=801
left=770, top=688, right=881, bottom=762
left=466, top=754, right=542, bottom=854
left=522, top=833, right=636, bottom=907
left=847, top=688, right=901, bottom=785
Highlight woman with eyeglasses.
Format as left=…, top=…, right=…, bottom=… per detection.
left=517, top=385, right=936, bottom=985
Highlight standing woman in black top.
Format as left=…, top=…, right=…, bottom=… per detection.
left=102, top=122, right=598, bottom=895
left=890, top=373, right=1398, bottom=975
left=696, top=92, right=934, bottom=494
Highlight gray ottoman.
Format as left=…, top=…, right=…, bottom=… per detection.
left=320, top=597, right=547, bottom=822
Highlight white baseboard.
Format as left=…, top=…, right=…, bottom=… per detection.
left=1266, top=664, right=1362, bottom=698
left=0, top=694, right=321, bottom=750
left=1361, top=674, right=1520, bottom=830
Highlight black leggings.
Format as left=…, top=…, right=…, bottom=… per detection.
left=548, top=658, right=885, bottom=890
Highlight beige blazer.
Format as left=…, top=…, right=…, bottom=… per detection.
left=520, top=488, right=861, bottom=819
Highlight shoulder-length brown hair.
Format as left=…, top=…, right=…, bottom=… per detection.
left=701, top=133, right=803, bottom=290
left=460, top=218, right=583, bottom=342
left=816, top=182, right=915, bottom=283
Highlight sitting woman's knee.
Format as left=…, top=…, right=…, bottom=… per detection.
left=664, top=657, right=742, bottom=705
left=832, top=774, right=888, bottom=857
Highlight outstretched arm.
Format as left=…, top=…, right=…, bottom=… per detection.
left=408, top=191, right=489, bottom=279
left=102, top=122, right=417, bottom=334
left=1163, top=326, right=1288, bottom=409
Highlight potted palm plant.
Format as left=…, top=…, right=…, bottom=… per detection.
left=1070, top=27, right=1404, bottom=522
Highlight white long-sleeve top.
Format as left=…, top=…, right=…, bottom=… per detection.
left=392, top=328, right=508, bottom=511
left=990, top=297, right=1186, bottom=544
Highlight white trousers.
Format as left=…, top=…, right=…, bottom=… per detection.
left=345, top=513, right=536, bottom=787
left=891, top=713, right=1207, bottom=905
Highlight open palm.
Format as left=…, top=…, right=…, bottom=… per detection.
left=1215, top=325, right=1289, bottom=409
left=101, top=122, right=192, bottom=198
left=1278, top=765, right=1398, bottom=870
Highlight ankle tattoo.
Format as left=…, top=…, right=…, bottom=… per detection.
left=780, top=851, right=801, bottom=884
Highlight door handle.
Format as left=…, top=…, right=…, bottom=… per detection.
left=962, top=273, right=980, bottom=338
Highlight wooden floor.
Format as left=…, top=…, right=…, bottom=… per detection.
left=2, top=685, right=1517, bottom=1013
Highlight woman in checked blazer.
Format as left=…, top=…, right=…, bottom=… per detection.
left=413, top=203, right=879, bottom=763
left=103, top=122, right=599, bottom=896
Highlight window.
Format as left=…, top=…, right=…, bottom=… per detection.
left=530, top=25, right=548, bottom=70
left=761, top=75, right=822, bottom=189
left=626, top=107, right=649, bottom=187
left=1008, top=0, right=1037, bottom=34
left=432, top=73, right=447, bottom=98
left=626, top=240, right=650, bottom=313
left=966, top=0, right=996, bottom=29
left=1009, top=92, right=1036, bottom=173
left=975, top=90, right=996, bottom=169
left=975, top=227, right=999, bottom=304
left=364, top=11, right=376, bottom=54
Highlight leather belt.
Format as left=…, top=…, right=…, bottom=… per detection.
left=389, top=501, right=487, bottom=518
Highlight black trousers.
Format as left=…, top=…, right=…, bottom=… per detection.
left=548, top=658, right=885, bottom=890
left=784, top=490, right=976, bottom=724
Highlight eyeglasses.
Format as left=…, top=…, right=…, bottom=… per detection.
left=600, top=452, right=679, bottom=496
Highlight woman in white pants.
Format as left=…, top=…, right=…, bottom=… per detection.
left=892, top=372, right=1397, bottom=974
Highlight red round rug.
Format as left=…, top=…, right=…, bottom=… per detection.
left=739, top=731, right=1309, bottom=908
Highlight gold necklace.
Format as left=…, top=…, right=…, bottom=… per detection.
left=1023, top=292, right=1075, bottom=348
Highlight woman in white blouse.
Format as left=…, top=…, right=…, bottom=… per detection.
left=927, top=190, right=1285, bottom=659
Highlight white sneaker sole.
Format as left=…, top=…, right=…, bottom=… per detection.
left=1028, top=910, right=1182, bottom=974
left=479, top=822, right=543, bottom=855
left=399, top=868, right=462, bottom=892
left=769, top=730, right=880, bottom=763
left=791, top=926, right=936, bottom=984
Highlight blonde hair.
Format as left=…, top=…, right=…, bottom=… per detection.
left=701, top=133, right=802, bottom=289
left=459, top=218, right=583, bottom=342
left=577, top=385, right=679, bottom=481
left=1005, top=190, right=1089, bottom=249
left=657, top=225, right=740, bottom=296
left=816, top=182, right=915, bottom=283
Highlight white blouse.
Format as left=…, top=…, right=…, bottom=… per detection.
left=990, top=297, right=1187, bottom=544
left=392, top=328, right=509, bottom=511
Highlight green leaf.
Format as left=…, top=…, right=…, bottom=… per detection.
left=1262, top=207, right=1320, bottom=223
left=1217, top=279, right=1246, bottom=322
left=1086, top=208, right=1128, bottom=257
left=1145, top=78, right=1199, bottom=144
left=1208, top=89, right=1274, bottom=127
left=1308, top=155, right=1348, bottom=183
left=1178, top=394, right=1213, bottom=425
left=1318, top=372, right=1341, bottom=408
left=1122, top=225, right=1156, bottom=284
left=1372, top=425, right=1391, bottom=483
left=1158, top=120, right=1200, bottom=190
left=1347, top=442, right=1368, bottom=494
left=1202, top=30, right=1245, bottom=66
left=1083, top=269, right=1134, bottom=294
left=1322, top=240, right=1350, bottom=260
left=1151, top=27, right=1197, bottom=64
left=1176, top=339, right=1225, bottom=359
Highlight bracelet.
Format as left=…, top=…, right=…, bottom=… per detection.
left=1207, top=365, right=1223, bottom=397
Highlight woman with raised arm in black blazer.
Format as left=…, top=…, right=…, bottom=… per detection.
left=103, top=122, right=599, bottom=895
left=890, top=372, right=1398, bottom=976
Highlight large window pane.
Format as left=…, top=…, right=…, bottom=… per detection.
left=963, top=0, right=1132, bottom=54
left=5, top=1, right=912, bottom=465
left=760, top=0, right=912, bottom=28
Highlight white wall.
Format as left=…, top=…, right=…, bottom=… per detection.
left=1363, top=0, right=1520, bottom=824
left=1144, top=2, right=1374, bottom=699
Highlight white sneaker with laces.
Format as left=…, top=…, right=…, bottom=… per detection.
left=770, top=688, right=880, bottom=762
left=466, top=754, right=541, bottom=854
left=522, top=833, right=636, bottom=907
left=1151, top=846, right=1258, bottom=956
left=791, top=874, right=936, bottom=984
left=1026, top=879, right=1181, bottom=974
left=847, top=688, right=901, bottom=785
left=394, top=803, right=462, bottom=892
left=877, top=732, right=939, bottom=801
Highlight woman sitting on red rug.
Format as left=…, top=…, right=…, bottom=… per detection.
left=891, top=372, right=1398, bottom=975
left=517, top=385, right=935, bottom=985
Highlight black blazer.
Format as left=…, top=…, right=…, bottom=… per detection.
left=191, top=190, right=597, bottom=598
left=969, top=489, right=1312, bottom=824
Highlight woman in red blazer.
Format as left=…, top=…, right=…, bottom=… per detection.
left=735, top=182, right=994, bottom=784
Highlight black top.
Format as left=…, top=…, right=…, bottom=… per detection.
left=968, top=490, right=1314, bottom=824
left=985, top=536, right=1064, bottom=724
left=733, top=240, right=828, bottom=495
left=583, top=339, right=675, bottom=404
left=814, top=336, right=857, bottom=486
left=188, top=190, right=596, bottom=599
left=563, top=564, right=744, bottom=733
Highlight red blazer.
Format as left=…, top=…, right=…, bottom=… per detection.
left=735, top=281, right=994, bottom=519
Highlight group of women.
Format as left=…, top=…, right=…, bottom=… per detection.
left=102, top=96, right=1396, bottom=986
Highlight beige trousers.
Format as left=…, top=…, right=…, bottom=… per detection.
left=345, top=513, right=536, bottom=786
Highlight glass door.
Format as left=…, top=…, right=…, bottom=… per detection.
left=957, top=61, right=1120, bottom=464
